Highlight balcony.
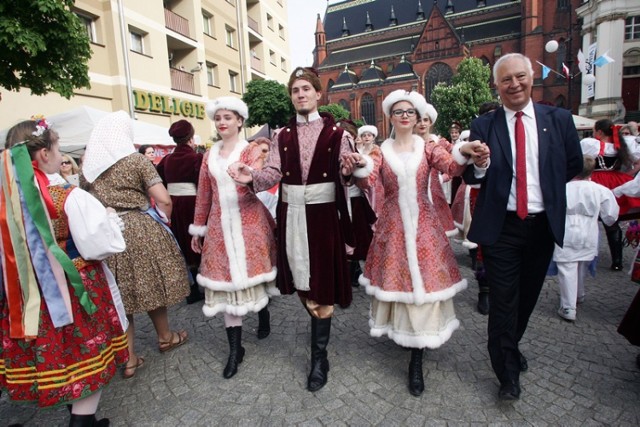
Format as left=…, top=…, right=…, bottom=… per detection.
left=170, top=67, right=195, bottom=94
left=165, top=8, right=190, bottom=38
left=247, top=16, right=260, bottom=34
left=250, top=55, right=264, bottom=73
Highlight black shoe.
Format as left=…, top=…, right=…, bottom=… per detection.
left=611, top=263, right=623, bottom=271
left=519, top=353, right=528, bottom=372
left=185, top=283, right=204, bottom=304
left=223, top=327, right=245, bottom=379
left=477, top=292, right=489, bottom=315
left=257, top=307, right=271, bottom=339
left=498, top=380, right=521, bottom=401
left=68, top=414, right=110, bottom=427
left=408, top=348, right=424, bottom=397
left=307, top=317, right=331, bottom=392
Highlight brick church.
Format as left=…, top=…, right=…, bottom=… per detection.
left=313, top=0, right=582, bottom=138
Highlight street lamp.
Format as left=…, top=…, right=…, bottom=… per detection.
left=545, top=36, right=575, bottom=112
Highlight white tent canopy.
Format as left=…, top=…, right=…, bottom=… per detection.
left=0, top=106, right=175, bottom=155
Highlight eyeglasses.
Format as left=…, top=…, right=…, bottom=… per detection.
left=391, top=109, right=417, bottom=117
left=61, top=161, right=71, bottom=165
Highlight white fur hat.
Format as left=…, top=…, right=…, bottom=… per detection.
left=459, top=130, right=470, bottom=141
left=358, top=125, right=378, bottom=138
left=580, top=137, right=600, bottom=157
left=382, top=89, right=437, bottom=123
left=206, top=97, right=249, bottom=121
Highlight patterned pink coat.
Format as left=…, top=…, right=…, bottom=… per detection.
left=360, top=135, right=468, bottom=304
left=190, top=141, right=277, bottom=293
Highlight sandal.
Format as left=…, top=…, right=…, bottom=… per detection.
left=123, top=356, right=145, bottom=379
left=159, top=330, right=188, bottom=353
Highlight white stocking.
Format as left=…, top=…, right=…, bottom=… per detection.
left=71, top=389, right=102, bottom=415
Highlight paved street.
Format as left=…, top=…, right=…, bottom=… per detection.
left=2, top=229, right=640, bottom=426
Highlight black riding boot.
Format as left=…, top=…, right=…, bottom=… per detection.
left=350, top=261, right=361, bottom=287
left=68, top=414, right=110, bottom=427
left=468, top=247, right=478, bottom=271
left=408, top=348, right=424, bottom=396
left=257, top=306, right=271, bottom=339
left=605, top=224, right=623, bottom=271
left=307, top=317, right=331, bottom=392
left=223, top=326, right=245, bottom=379
left=186, top=267, right=204, bottom=304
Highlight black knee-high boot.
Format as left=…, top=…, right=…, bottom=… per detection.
left=349, top=260, right=361, bottom=287
left=408, top=348, right=424, bottom=396
left=605, top=223, right=623, bottom=271
left=68, top=414, right=110, bottom=427
left=307, top=317, right=331, bottom=391
left=186, top=267, right=204, bottom=304
left=223, top=326, right=245, bottom=379
left=257, top=306, right=271, bottom=339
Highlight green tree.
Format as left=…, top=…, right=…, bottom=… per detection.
left=0, top=0, right=92, bottom=98
left=318, top=103, right=350, bottom=122
left=430, top=57, right=495, bottom=137
left=242, top=79, right=294, bottom=131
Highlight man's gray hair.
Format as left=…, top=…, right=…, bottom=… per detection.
left=493, top=53, right=534, bottom=84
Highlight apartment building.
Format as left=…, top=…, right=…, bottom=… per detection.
left=0, top=0, right=291, bottom=146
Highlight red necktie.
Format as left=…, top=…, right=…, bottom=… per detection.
left=515, top=111, right=528, bottom=219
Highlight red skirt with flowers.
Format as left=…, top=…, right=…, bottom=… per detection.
left=0, top=262, right=128, bottom=407
left=592, top=170, right=640, bottom=216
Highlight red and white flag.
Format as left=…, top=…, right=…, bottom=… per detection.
left=562, top=63, right=570, bottom=79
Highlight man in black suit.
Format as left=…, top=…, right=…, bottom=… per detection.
left=464, top=53, right=583, bottom=400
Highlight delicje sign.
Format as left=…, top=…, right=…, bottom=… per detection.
left=133, top=90, right=206, bottom=119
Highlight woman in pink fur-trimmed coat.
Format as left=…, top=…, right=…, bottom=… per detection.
left=358, top=90, right=489, bottom=397
left=190, top=97, right=277, bottom=380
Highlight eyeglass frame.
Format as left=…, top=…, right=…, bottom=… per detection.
left=61, top=161, right=72, bottom=165
left=391, top=108, right=417, bottom=117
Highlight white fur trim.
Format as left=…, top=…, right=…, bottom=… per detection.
left=196, top=268, right=277, bottom=292
left=358, top=125, right=378, bottom=138
left=451, top=143, right=471, bottom=165
left=206, top=97, right=249, bottom=120
left=459, top=130, right=470, bottom=141
left=189, top=224, right=208, bottom=237
left=201, top=293, right=269, bottom=318
left=461, top=240, right=478, bottom=249
left=360, top=275, right=468, bottom=305
left=369, top=317, right=460, bottom=349
left=381, top=90, right=434, bottom=122
left=352, top=154, right=374, bottom=178
left=445, top=228, right=459, bottom=237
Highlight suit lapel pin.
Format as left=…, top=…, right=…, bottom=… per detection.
left=543, top=128, right=548, bottom=132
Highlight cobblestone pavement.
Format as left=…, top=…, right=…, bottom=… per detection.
left=2, top=230, right=640, bottom=426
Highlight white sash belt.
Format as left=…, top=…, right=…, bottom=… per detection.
left=281, top=182, right=335, bottom=291
left=167, top=182, right=197, bottom=196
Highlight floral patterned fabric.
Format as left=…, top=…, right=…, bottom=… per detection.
left=0, top=184, right=128, bottom=407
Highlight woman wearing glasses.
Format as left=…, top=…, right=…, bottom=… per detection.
left=357, top=90, right=489, bottom=396
left=60, top=154, right=80, bottom=185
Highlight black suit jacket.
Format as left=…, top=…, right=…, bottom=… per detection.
left=464, top=103, right=583, bottom=246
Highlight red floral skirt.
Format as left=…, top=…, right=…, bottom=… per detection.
left=0, top=262, right=129, bottom=407
left=592, top=170, right=640, bottom=216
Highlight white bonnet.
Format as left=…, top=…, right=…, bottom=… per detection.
left=381, top=89, right=437, bottom=123
left=358, top=125, right=378, bottom=138
left=206, top=97, right=249, bottom=121
left=580, top=137, right=600, bottom=158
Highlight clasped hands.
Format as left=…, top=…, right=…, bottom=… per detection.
left=340, top=152, right=365, bottom=176
left=460, top=141, right=490, bottom=168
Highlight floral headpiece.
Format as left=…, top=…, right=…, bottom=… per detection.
left=31, top=114, right=51, bottom=137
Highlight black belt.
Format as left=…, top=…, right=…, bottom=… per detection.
left=507, top=211, right=545, bottom=220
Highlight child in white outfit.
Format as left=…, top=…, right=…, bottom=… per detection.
left=554, top=156, right=619, bottom=321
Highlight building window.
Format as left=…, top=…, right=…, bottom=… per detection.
left=626, top=16, right=640, bottom=40
left=280, top=57, right=287, bottom=71
left=225, top=25, right=236, bottom=48
left=202, top=11, right=213, bottom=36
left=229, top=70, right=239, bottom=92
left=129, top=28, right=146, bottom=54
left=75, top=12, right=97, bottom=43
left=269, top=50, right=276, bottom=65
left=557, top=0, right=569, bottom=9
left=267, top=13, right=273, bottom=30
left=278, top=24, right=285, bottom=39
left=424, top=62, right=453, bottom=102
left=360, top=93, right=375, bottom=126
left=339, top=99, right=350, bottom=113
left=206, top=62, right=218, bottom=86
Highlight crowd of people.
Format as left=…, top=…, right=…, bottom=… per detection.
left=1, top=52, right=639, bottom=425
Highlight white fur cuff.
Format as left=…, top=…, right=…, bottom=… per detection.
left=189, top=224, right=208, bottom=236
left=353, top=155, right=374, bottom=178
left=452, top=144, right=472, bottom=165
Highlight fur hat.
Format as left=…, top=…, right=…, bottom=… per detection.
left=459, top=130, right=470, bottom=141
left=580, top=137, right=600, bottom=158
left=382, top=90, right=435, bottom=123
left=288, top=67, right=322, bottom=94
left=450, top=121, right=462, bottom=131
left=168, top=119, right=195, bottom=143
left=358, top=125, right=378, bottom=138
left=206, top=97, right=249, bottom=121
